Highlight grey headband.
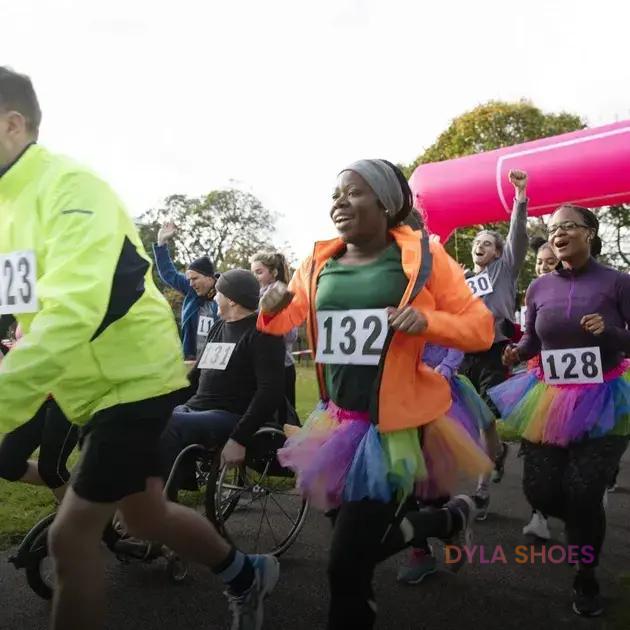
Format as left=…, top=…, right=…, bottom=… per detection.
left=340, top=159, right=404, bottom=216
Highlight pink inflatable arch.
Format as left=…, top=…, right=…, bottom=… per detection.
left=409, top=120, right=630, bottom=242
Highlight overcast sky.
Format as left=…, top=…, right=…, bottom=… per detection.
left=2, top=0, right=629, bottom=259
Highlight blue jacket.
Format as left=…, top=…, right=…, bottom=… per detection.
left=152, top=243, right=219, bottom=359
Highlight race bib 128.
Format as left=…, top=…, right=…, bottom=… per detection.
left=541, top=347, right=603, bottom=385
left=316, top=309, right=388, bottom=366
left=198, top=342, right=236, bottom=370
left=0, top=251, right=38, bottom=315
left=466, top=271, right=493, bottom=297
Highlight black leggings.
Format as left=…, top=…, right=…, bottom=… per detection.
left=327, top=499, right=451, bottom=629
left=0, top=399, right=78, bottom=489
left=521, top=436, right=628, bottom=568
left=284, top=364, right=297, bottom=409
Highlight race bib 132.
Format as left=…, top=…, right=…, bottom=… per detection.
left=316, top=309, right=388, bottom=366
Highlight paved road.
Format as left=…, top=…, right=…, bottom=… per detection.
left=1, top=448, right=628, bottom=630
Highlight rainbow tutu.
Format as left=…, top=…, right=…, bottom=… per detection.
left=489, top=360, right=630, bottom=447
left=449, top=374, right=495, bottom=438
left=278, top=401, right=492, bottom=511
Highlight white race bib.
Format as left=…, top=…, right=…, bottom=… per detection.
left=0, top=251, right=38, bottom=315
left=466, top=271, right=493, bottom=297
left=541, top=347, right=603, bottom=385
left=316, top=309, right=388, bottom=366
left=197, top=316, right=214, bottom=336
left=198, top=342, right=236, bottom=370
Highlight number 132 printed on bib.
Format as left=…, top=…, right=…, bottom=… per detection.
left=316, top=309, right=388, bottom=366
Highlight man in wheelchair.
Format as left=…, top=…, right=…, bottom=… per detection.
left=161, top=269, right=288, bottom=494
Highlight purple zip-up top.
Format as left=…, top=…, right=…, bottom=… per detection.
left=518, top=259, right=630, bottom=371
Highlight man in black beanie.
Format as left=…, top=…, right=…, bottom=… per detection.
left=161, top=269, right=286, bottom=479
left=153, top=222, right=219, bottom=359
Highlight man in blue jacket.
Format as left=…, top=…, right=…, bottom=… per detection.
left=152, top=222, right=219, bottom=359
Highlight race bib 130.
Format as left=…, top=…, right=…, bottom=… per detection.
left=0, top=251, right=38, bottom=315
left=316, top=309, right=388, bottom=366
left=466, top=271, right=493, bottom=297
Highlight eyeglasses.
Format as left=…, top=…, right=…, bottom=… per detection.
left=546, top=221, right=589, bottom=236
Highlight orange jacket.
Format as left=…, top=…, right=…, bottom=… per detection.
left=257, top=225, right=494, bottom=432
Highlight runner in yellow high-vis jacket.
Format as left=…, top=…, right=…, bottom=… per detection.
left=0, top=66, right=278, bottom=630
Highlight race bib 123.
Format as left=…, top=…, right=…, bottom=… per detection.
left=0, top=251, right=38, bottom=315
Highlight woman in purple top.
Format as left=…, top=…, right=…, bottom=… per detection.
left=490, top=205, right=630, bottom=618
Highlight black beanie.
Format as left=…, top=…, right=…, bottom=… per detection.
left=188, top=255, right=215, bottom=277
left=215, top=269, right=260, bottom=311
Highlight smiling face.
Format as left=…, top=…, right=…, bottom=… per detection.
left=548, top=207, right=593, bottom=264
left=471, top=231, right=500, bottom=269
left=330, top=170, right=387, bottom=245
left=535, top=243, right=559, bottom=276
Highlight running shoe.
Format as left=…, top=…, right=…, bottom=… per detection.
left=522, top=511, right=551, bottom=540
left=397, top=546, right=437, bottom=584
left=491, top=442, right=509, bottom=483
left=443, top=495, right=475, bottom=572
left=572, top=573, right=604, bottom=617
left=472, top=492, right=490, bottom=521
left=225, top=554, right=280, bottom=630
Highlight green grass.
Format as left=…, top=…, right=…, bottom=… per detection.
left=0, top=365, right=519, bottom=550
left=0, top=366, right=321, bottom=550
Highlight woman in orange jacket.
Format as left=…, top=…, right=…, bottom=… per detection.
left=259, top=159, right=495, bottom=629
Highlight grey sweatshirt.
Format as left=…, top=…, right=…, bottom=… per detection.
left=477, top=198, right=529, bottom=343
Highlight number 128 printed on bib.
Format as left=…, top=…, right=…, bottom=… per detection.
left=541, top=347, right=604, bottom=385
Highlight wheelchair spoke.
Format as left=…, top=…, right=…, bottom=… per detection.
left=268, top=493, right=300, bottom=527
left=254, top=492, right=271, bottom=552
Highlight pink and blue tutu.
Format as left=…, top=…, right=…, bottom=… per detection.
left=489, top=359, right=630, bottom=447
left=278, top=401, right=492, bottom=511
left=449, top=374, right=495, bottom=438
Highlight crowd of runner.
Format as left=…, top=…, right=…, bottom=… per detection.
left=1, top=65, right=628, bottom=630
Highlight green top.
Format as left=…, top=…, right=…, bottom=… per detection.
left=315, top=242, right=407, bottom=411
left=0, top=145, right=188, bottom=431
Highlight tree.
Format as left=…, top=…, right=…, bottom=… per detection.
left=138, top=189, right=277, bottom=272
left=597, top=204, right=630, bottom=271
left=404, top=100, right=586, bottom=296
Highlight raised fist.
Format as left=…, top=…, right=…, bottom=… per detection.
left=157, top=222, right=177, bottom=246
left=508, top=169, right=528, bottom=196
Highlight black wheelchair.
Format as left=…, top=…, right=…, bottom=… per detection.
left=171, top=406, right=309, bottom=557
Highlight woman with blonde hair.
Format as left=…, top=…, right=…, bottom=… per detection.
left=250, top=250, right=299, bottom=409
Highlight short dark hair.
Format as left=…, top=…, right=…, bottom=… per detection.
left=0, top=66, right=41, bottom=135
left=554, top=204, right=602, bottom=258
left=529, top=236, right=548, bottom=254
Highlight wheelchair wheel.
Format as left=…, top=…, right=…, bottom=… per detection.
left=205, top=426, right=308, bottom=556
left=25, top=527, right=55, bottom=600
